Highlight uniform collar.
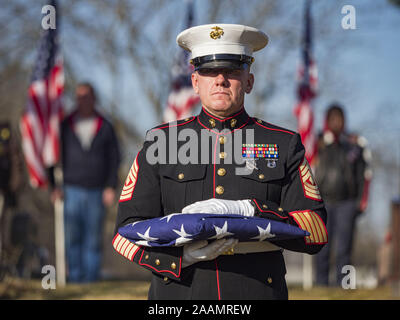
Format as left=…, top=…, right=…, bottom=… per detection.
left=197, top=106, right=250, bottom=131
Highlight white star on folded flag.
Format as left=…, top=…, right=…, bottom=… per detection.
left=131, top=221, right=141, bottom=227
left=160, top=213, right=182, bottom=223
left=173, top=224, right=192, bottom=245
left=251, top=223, right=275, bottom=241
left=209, top=221, right=234, bottom=240
left=136, top=226, right=159, bottom=246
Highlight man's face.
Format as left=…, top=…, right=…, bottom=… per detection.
left=327, top=111, right=345, bottom=136
left=191, top=66, right=254, bottom=118
left=75, top=85, right=95, bottom=116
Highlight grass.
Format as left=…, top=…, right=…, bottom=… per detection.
left=0, top=277, right=150, bottom=300
left=288, top=285, right=398, bottom=300
left=0, top=277, right=399, bottom=300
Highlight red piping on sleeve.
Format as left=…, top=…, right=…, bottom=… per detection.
left=138, top=250, right=182, bottom=278
left=252, top=199, right=289, bottom=220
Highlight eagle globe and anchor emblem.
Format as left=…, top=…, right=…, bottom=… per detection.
left=210, top=26, right=224, bottom=39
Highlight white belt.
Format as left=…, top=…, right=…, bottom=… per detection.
left=222, top=241, right=281, bottom=255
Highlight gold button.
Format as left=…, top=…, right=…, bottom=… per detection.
left=230, top=118, right=237, bottom=128
left=209, top=118, right=216, bottom=128
left=163, top=276, right=169, bottom=282
left=267, top=277, right=273, bottom=284
left=257, top=119, right=263, bottom=123
left=258, top=174, right=265, bottom=180
left=171, top=262, right=177, bottom=270
left=222, top=248, right=234, bottom=255
left=278, top=207, right=284, bottom=212
left=219, top=136, right=226, bottom=144
left=178, top=173, right=184, bottom=180
left=155, top=259, right=161, bottom=266
left=219, top=152, right=226, bottom=159
left=217, top=168, right=226, bottom=176
left=145, top=254, right=149, bottom=260
left=216, top=186, right=224, bottom=195
left=262, top=204, right=268, bottom=209
left=184, top=118, right=190, bottom=121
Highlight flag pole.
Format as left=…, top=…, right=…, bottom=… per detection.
left=54, top=198, right=66, bottom=286
left=303, top=254, right=313, bottom=289
left=54, top=167, right=66, bottom=287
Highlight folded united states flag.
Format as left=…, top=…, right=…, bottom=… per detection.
left=118, top=213, right=309, bottom=247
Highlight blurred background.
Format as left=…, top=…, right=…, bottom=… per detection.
left=0, top=0, right=400, bottom=299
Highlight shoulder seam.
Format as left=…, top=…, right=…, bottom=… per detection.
left=150, top=116, right=196, bottom=132
left=252, top=118, right=296, bottom=135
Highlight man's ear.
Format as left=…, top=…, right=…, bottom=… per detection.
left=245, top=73, right=254, bottom=94
left=191, top=72, right=199, bottom=94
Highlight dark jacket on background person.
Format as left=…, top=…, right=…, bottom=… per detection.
left=113, top=107, right=328, bottom=300
left=60, top=111, right=120, bottom=189
left=315, top=131, right=370, bottom=206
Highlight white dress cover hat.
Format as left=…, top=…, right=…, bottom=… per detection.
left=176, top=24, right=269, bottom=70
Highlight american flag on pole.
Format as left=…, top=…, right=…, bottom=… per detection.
left=294, top=0, right=318, bottom=166
left=20, top=0, right=64, bottom=188
left=163, top=0, right=200, bottom=123
left=117, top=213, right=309, bottom=247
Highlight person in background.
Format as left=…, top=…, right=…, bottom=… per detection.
left=0, top=121, right=22, bottom=269
left=314, top=103, right=372, bottom=286
left=51, top=82, right=120, bottom=283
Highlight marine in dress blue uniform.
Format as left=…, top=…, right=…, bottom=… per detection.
left=113, top=24, right=328, bottom=300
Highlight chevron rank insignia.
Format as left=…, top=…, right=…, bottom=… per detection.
left=119, top=153, right=139, bottom=202
left=299, top=157, right=322, bottom=201
left=112, top=233, right=140, bottom=261
left=289, top=210, right=328, bottom=245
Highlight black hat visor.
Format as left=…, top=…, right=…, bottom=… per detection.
left=192, top=54, right=253, bottom=71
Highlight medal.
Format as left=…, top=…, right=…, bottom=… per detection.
left=245, top=159, right=259, bottom=171
left=267, top=159, right=277, bottom=168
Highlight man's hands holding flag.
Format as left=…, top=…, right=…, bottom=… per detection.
left=180, top=198, right=291, bottom=268
left=182, top=238, right=238, bottom=268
